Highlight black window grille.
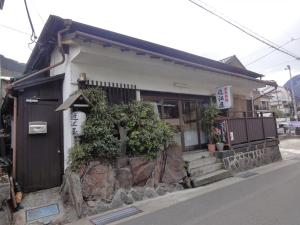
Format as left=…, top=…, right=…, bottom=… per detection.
left=85, top=80, right=137, bottom=105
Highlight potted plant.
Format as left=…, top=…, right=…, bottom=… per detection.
left=201, top=103, right=220, bottom=152
left=214, top=127, right=224, bottom=151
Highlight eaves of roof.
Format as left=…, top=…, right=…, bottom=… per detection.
left=25, top=15, right=264, bottom=80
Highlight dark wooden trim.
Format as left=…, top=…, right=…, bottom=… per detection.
left=141, top=90, right=212, bottom=102
left=13, top=74, right=65, bottom=90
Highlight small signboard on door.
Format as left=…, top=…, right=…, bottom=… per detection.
left=216, top=86, right=233, bottom=109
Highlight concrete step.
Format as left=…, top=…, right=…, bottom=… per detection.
left=189, top=162, right=223, bottom=177
left=188, top=157, right=217, bottom=170
left=183, top=151, right=211, bottom=162
left=192, top=170, right=232, bottom=187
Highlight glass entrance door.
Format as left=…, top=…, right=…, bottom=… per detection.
left=181, top=101, right=201, bottom=151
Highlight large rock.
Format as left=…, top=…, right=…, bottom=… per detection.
left=81, top=162, right=117, bottom=201
left=129, top=157, right=155, bottom=186
left=61, top=172, right=84, bottom=218
left=129, top=188, right=144, bottom=201
left=116, top=167, right=133, bottom=190
left=162, top=144, right=186, bottom=184
left=83, top=201, right=111, bottom=216
left=144, top=187, right=158, bottom=199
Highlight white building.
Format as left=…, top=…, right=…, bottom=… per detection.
left=3, top=15, right=276, bottom=191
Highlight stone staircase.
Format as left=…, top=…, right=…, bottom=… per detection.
left=183, top=151, right=232, bottom=187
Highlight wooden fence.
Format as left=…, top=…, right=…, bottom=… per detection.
left=84, top=80, right=137, bottom=105
left=221, top=113, right=278, bottom=146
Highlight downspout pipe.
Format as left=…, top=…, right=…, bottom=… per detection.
left=11, top=19, right=72, bottom=87
left=8, top=94, right=17, bottom=179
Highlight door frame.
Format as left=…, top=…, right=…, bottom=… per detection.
left=15, top=75, right=64, bottom=192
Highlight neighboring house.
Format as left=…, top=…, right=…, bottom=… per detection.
left=254, top=86, right=292, bottom=116
left=220, top=55, right=246, bottom=70
left=2, top=15, right=277, bottom=191
left=0, top=55, right=25, bottom=104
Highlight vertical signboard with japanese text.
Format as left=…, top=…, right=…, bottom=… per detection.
left=71, top=111, right=86, bottom=136
left=216, top=86, right=233, bottom=109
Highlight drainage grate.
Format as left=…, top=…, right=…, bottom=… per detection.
left=237, top=171, right=258, bottom=178
left=26, top=203, right=60, bottom=222
left=90, top=206, right=142, bottom=225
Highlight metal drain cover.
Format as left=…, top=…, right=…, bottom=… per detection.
left=237, top=171, right=258, bottom=178
left=26, top=203, right=60, bottom=222
left=90, top=206, right=142, bottom=225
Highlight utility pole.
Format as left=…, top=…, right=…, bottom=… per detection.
left=285, top=65, right=298, bottom=121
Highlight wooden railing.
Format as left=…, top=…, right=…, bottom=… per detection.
left=219, top=112, right=278, bottom=146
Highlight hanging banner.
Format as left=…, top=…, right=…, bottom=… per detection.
left=216, top=86, right=233, bottom=109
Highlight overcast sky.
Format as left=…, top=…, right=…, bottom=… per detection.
left=1, top=0, right=300, bottom=85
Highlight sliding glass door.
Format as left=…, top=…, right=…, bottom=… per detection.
left=141, top=91, right=211, bottom=151
left=181, top=101, right=201, bottom=151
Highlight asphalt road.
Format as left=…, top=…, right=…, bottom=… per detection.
left=120, top=160, right=300, bottom=225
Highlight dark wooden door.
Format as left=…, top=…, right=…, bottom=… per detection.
left=16, top=80, right=63, bottom=192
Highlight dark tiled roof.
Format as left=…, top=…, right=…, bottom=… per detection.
left=25, top=15, right=263, bottom=79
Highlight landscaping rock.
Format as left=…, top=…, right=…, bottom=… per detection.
left=156, top=184, right=168, bottom=196
left=144, top=187, right=158, bottom=199
left=111, top=189, right=126, bottom=208
left=83, top=201, right=111, bottom=216
left=166, top=183, right=184, bottom=193
left=162, top=144, right=186, bottom=184
left=120, top=191, right=134, bottom=205
left=129, top=157, right=155, bottom=186
left=129, top=188, right=144, bottom=201
left=86, top=200, right=97, bottom=207
left=61, top=171, right=84, bottom=217
left=68, top=172, right=84, bottom=217
left=81, top=162, right=117, bottom=201
left=116, top=167, right=133, bottom=190
left=152, top=151, right=164, bottom=186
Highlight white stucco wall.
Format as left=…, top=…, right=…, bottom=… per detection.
left=50, top=46, right=80, bottom=168
left=49, top=40, right=267, bottom=169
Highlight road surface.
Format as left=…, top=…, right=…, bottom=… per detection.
left=118, top=143, right=300, bottom=225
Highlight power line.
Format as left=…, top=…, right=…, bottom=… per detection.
left=246, top=37, right=300, bottom=66
left=0, top=24, right=31, bottom=36
left=31, top=0, right=45, bottom=24
left=24, top=0, right=37, bottom=43
left=187, top=0, right=300, bottom=60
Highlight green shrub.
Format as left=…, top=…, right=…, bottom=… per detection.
left=69, top=88, right=120, bottom=170
left=69, top=144, right=90, bottom=170
left=125, top=102, right=174, bottom=158
left=68, top=88, right=174, bottom=170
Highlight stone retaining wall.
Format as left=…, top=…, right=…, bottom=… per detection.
left=61, top=144, right=186, bottom=218
left=218, top=139, right=282, bottom=173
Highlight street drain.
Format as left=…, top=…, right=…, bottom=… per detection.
left=237, top=171, right=258, bottom=178
left=26, top=203, right=60, bottom=222
left=90, top=206, right=142, bottom=225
